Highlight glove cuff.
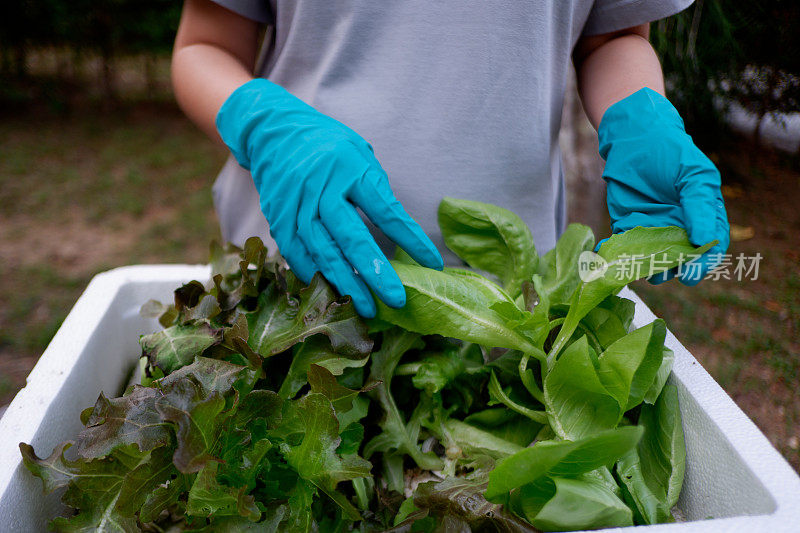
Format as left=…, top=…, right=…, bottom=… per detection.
left=215, top=78, right=300, bottom=172
left=597, top=87, right=685, bottom=160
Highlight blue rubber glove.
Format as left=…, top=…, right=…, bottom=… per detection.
left=597, top=88, right=730, bottom=286
left=216, top=79, right=443, bottom=317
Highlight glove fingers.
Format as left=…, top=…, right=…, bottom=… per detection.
left=296, top=205, right=376, bottom=318
left=275, top=233, right=318, bottom=285
left=677, top=253, right=714, bottom=286
left=677, top=201, right=730, bottom=286
left=351, top=168, right=443, bottom=270
left=320, top=197, right=406, bottom=309
left=677, top=165, right=722, bottom=247
left=648, top=267, right=677, bottom=285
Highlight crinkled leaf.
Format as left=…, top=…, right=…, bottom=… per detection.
left=248, top=274, right=372, bottom=358
left=115, top=446, right=177, bottom=516
left=375, top=263, right=536, bottom=353
left=141, top=323, right=224, bottom=375
left=413, top=475, right=533, bottom=532
left=279, top=336, right=369, bottom=399
left=485, top=425, right=643, bottom=501
left=617, top=385, right=685, bottom=525
left=159, top=356, right=258, bottom=398
left=283, top=479, right=317, bottom=532
left=154, top=378, right=228, bottom=474
left=232, top=389, right=282, bottom=430
left=21, top=442, right=148, bottom=532
left=217, top=428, right=273, bottom=491
left=76, top=387, right=171, bottom=460
left=139, top=474, right=188, bottom=523
left=281, top=393, right=371, bottom=520
left=543, top=336, right=621, bottom=440
left=438, top=197, right=538, bottom=298
left=187, top=462, right=261, bottom=521
left=220, top=312, right=262, bottom=369
left=174, top=280, right=207, bottom=312
left=307, top=364, right=376, bottom=414
left=185, top=511, right=286, bottom=533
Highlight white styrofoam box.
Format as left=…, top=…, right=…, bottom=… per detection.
left=0, top=266, right=798, bottom=532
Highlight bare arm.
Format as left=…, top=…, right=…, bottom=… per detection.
left=171, top=0, right=260, bottom=142
left=573, top=24, right=665, bottom=128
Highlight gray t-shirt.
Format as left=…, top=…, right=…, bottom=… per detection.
left=210, top=0, right=691, bottom=263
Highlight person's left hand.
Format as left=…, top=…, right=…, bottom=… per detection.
left=596, top=87, right=730, bottom=285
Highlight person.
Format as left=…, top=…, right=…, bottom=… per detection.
left=171, top=0, right=730, bottom=318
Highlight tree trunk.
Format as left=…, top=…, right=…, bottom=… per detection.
left=754, top=68, right=779, bottom=148
left=14, top=45, right=27, bottom=78
left=101, top=47, right=116, bottom=105
left=144, top=54, right=157, bottom=97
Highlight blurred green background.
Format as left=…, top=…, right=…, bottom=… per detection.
left=0, top=1, right=798, bottom=472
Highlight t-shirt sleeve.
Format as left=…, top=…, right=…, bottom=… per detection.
left=210, top=0, right=273, bottom=24
left=582, top=0, right=693, bottom=36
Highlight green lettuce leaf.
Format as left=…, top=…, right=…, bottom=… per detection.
left=280, top=393, right=371, bottom=521
left=279, top=336, right=369, bottom=400
left=519, top=475, right=633, bottom=531
left=549, top=226, right=715, bottom=360
left=374, top=263, right=537, bottom=353
left=438, top=197, right=538, bottom=298
left=485, top=425, right=643, bottom=501
left=595, top=319, right=666, bottom=412
left=617, top=384, right=685, bottom=524
left=543, top=336, right=621, bottom=440
left=537, top=223, right=595, bottom=305
left=363, top=329, right=443, bottom=472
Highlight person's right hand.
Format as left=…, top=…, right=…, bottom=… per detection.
left=215, top=79, right=443, bottom=317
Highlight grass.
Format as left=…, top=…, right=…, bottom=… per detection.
left=0, top=99, right=228, bottom=405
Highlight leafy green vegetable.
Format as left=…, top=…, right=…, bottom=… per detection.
left=363, top=328, right=443, bottom=471
left=375, top=264, right=538, bottom=353
left=616, top=385, right=685, bottom=524
left=485, top=426, right=643, bottom=501
left=141, top=323, right=223, bottom=374
left=438, top=197, right=538, bottom=297
left=247, top=273, right=372, bottom=358
left=543, top=336, right=621, bottom=440
left=279, top=393, right=371, bottom=520
left=537, top=223, right=595, bottom=305
left=595, top=319, right=666, bottom=412
left=549, top=226, right=716, bottom=361
left=22, top=200, right=704, bottom=532
left=525, top=475, right=633, bottom=531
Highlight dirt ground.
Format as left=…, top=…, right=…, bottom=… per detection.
left=632, top=139, right=800, bottom=471
left=0, top=101, right=798, bottom=473
left=0, top=103, right=227, bottom=407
